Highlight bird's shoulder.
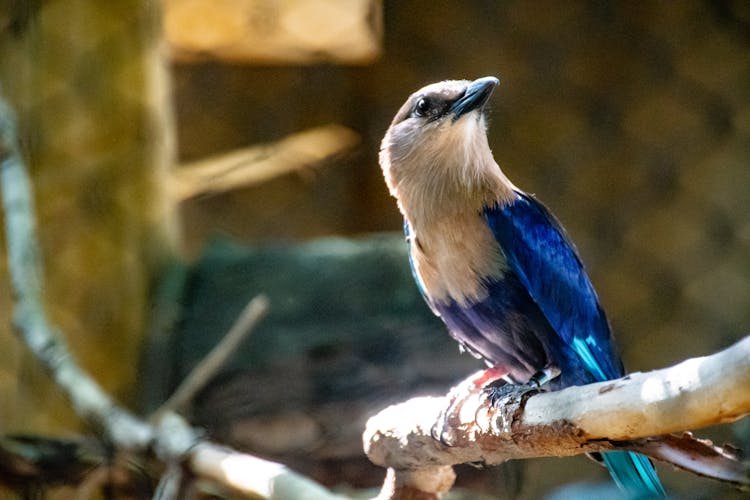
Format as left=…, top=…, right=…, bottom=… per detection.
left=482, top=191, right=599, bottom=327
left=483, top=191, right=585, bottom=272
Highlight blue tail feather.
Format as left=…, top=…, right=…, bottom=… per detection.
left=601, top=451, right=665, bottom=498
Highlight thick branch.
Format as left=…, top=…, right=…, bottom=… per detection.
left=364, top=337, right=750, bottom=494
left=523, top=336, right=750, bottom=440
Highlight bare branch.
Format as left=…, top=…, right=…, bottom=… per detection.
left=0, top=97, right=153, bottom=450
left=189, top=442, right=349, bottom=499
left=0, top=95, right=345, bottom=499
left=364, top=337, right=750, bottom=496
left=522, top=336, right=750, bottom=440
left=171, top=125, right=360, bottom=200
left=155, top=294, right=270, bottom=417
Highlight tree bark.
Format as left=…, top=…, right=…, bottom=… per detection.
left=364, top=337, right=750, bottom=496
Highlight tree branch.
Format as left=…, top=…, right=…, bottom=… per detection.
left=0, top=97, right=155, bottom=450
left=364, top=337, right=750, bottom=496
left=171, top=124, right=360, bottom=200
left=188, top=442, right=350, bottom=499
left=0, top=95, right=347, bottom=499
left=154, top=294, right=269, bottom=417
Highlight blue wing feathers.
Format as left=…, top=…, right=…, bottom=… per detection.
left=484, top=193, right=624, bottom=381
left=483, top=193, right=663, bottom=497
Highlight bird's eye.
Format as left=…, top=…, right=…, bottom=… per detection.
left=414, top=97, right=431, bottom=117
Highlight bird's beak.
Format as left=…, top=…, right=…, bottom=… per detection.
left=450, top=76, right=499, bottom=120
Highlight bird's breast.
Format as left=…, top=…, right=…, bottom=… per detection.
left=410, top=212, right=507, bottom=307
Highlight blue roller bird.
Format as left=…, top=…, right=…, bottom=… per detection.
left=378, top=76, right=665, bottom=498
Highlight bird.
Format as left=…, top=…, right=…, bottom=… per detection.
left=378, top=76, right=665, bottom=498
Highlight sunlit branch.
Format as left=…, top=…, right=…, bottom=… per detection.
left=364, top=337, right=750, bottom=498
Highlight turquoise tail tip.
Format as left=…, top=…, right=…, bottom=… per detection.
left=601, top=451, right=666, bottom=498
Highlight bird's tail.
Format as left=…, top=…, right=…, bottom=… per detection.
left=601, top=451, right=665, bottom=498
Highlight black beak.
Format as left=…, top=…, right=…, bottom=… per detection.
left=450, top=76, right=499, bottom=120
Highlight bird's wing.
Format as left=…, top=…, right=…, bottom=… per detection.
left=483, top=192, right=623, bottom=381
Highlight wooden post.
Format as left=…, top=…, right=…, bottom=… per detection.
left=0, top=0, right=177, bottom=432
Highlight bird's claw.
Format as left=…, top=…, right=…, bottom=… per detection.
left=431, top=367, right=513, bottom=445
left=483, top=366, right=559, bottom=407
left=483, top=378, right=542, bottom=408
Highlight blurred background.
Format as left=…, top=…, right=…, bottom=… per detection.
left=0, top=0, right=749, bottom=498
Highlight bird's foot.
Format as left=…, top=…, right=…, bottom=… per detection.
left=483, top=366, right=560, bottom=408
left=483, top=379, right=540, bottom=407
left=431, top=366, right=509, bottom=446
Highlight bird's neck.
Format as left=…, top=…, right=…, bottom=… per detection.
left=395, top=158, right=517, bottom=231
left=380, top=115, right=519, bottom=229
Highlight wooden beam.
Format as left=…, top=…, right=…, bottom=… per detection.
left=164, top=0, right=382, bottom=64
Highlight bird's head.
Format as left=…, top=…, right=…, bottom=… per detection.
left=379, top=77, right=510, bottom=222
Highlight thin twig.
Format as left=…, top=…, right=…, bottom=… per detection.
left=74, top=466, right=112, bottom=500
left=154, top=295, right=270, bottom=417
left=152, top=463, right=183, bottom=500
